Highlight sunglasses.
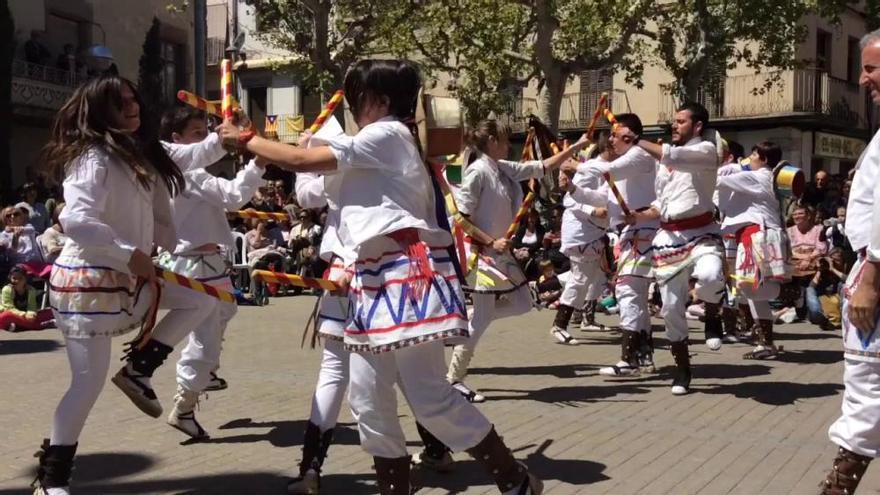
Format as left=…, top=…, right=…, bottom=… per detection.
left=4, top=211, right=21, bottom=219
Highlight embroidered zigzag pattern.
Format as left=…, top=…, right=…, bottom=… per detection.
left=352, top=274, right=467, bottom=332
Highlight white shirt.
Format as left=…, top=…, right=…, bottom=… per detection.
left=561, top=157, right=608, bottom=254
left=169, top=160, right=263, bottom=254
left=295, top=172, right=355, bottom=263
left=654, top=137, right=719, bottom=221
left=457, top=154, right=544, bottom=239
left=327, top=117, right=449, bottom=251
left=847, top=128, right=880, bottom=261
left=59, top=135, right=225, bottom=273
left=716, top=166, right=782, bottom=232
left=581, top=146, right=657, bottom=227
left=0, top=225, right=43, bottom=264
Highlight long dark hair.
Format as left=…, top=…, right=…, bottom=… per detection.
left=42, top=75, right=185, bottom=194
left=343, top=59, right=421, bottom=127
left=465, top=120, right=511, bottom=165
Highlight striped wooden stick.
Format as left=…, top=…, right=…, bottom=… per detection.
left=308, top=90, right=345, bottom=134
left=604, top=108, right=619, bottom=131
left=603, top=172, right=631, bottom=216
left=231, top=210, right=289, bottom=221
left=177, top=90, right=223, bottom=118
left=505, top=191, right=536, bottom=240
left=220, top=59, right=234, bottom=120
left=155, top=267, right=236, bottom=303
left=253, top=269, right=338, bottom=291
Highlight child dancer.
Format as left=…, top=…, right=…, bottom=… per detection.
left=32, top=75, right=233, bottom=494
left=219, top=59, right=547, bottom=494
left=447, top=120, right=591, bottom=402
left=110, top=107, right=263, bottom=438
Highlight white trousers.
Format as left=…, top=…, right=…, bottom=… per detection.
left=829, top=358, right=880, bottom=457
left=350, top=341, right=492, bottom=458
left=447, top=288, right=531, bottom=383
left=616, top=276, right=651, bottom=334
left=559, top=256, right=606, bottom=308
left=50, top=336, right=112, bottom=445
left=309, top=339, right=350, bottom=432
left=660, top=254, right=726, bottom=342
left=739, top=282, right=780, bottom=321
left=176, top=299, right=237, bottom=392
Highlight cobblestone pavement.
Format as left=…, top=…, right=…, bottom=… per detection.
left=1, top=295, right=877, bottom=494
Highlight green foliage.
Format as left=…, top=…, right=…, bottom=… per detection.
left=868, top=0, right=880, bottom=30
left=138, top=17, right=165, bottom=127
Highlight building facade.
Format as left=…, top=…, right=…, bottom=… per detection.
left=9, top=0, right=194, bottom=187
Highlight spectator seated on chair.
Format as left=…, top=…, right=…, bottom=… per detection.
left=535, top=260, right=563, bottom=309
left=0, top=265, right=55, bottom=332
left=37, top=202, right=67, bottom=264
left=809, top=248, right=846, bottom=330
left=0, top=206, right=50, bottom=278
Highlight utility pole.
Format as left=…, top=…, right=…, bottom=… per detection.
left=193, top=0, right=206, bottom=95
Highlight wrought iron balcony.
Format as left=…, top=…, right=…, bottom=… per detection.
left=658, top=69, right=868, bottom=128
left=11, top=59, right=85, bottom=114
left=498, top=89, right=631, bottom=133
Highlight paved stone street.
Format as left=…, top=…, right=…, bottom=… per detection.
left=1, top=295, right=878, bottom=494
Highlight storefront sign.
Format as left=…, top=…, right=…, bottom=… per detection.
left=815, top=132, right=866, bottom=160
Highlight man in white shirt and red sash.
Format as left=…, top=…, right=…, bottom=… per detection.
left=635, top=102, right=726, bottom=396
left=820, top=29, right=880, bottom=495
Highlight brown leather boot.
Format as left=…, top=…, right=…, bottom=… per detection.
left=374, top=456, right=411, bottom=495
left=466, top=427, right=542, bottom=494
left=819, top=446, right=872, bottom=494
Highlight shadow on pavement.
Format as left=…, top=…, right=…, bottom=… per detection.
left=775, top=330, right=840, bottom=341
left=694, top=363, right=773, bottom=380
left=416, top=438, right=609, bottom=494
left=701, top=380, right=843, bottom=405
left=0, top=338, right=60, bottom=355
left=776, top=349, right=843, bottom=364
left=1, top=472, right=293, bottom=495
left=470, top=364, right=600, bottom=379
left=481, top=383, right=654, bottom=405
left=206, top=418, right=360, bottom=447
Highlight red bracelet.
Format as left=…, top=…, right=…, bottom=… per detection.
left=238, top=129, right=256, bottom=149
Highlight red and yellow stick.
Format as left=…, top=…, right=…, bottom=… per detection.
left=177, top=90, right=223, bottom=118
left=155, top=267, right=236, bottom=303
left=231, top=210, right=289, bottom=221
left=253, top=269, right=338, bottom=291
left=220, top=59, right=234, bottom=120
left=604, top=108, right=619, bottom=132
left=505, top=191, right=536, bottom=240
left=309, top=90, right=345, bottom=134
left=603, top=172, right=631, bottom=217
left=587, top=93, right=608, bottom=139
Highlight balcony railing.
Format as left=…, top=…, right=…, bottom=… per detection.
left=11, top=59, right=84, bottom=113
left=498, top=89, right=631, bottom=133
left=658, top=69, right=867, bottom=128
left=206, top=37, right=226, bottom=66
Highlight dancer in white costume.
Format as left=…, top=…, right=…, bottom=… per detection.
left=551, top=137, right=611, bottom=342
left=637, top=101, right=725, bottom=396
left=819, top=29, right=880, bottom=495
left=715, top=141, right=788, bottom=360
left=219, top=60, right=544, bottom=495
left=32, top=76, right=238, bottom=495
left=108, top=107, right=264, bottom=438
left=446, top=120, right=591, bottom=403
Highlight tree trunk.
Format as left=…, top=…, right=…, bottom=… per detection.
left=537, top=67, right=566, bottom=133
left=0, top=0, right=14, bottom=199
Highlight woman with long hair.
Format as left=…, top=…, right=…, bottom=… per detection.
left=218, top=59, right=552, bottom=494
left=32, top=75, right=232, bottom=495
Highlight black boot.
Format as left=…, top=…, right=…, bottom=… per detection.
left=111, top=339, right=173, bottom=418
left=287, top=422, right=334, bottom=494
left=552, top=304, right=575, bottom=329
left=466, top=426, right=542, bottom=494
left=32, top=439, right=77, bottom=493
left=721, top=306, right=739, bottom=342
left=703, top=302, right=723, bottom=350
left=669, top=340, right=691, bottom=396
left=738, top=304, right=756, bottom=341
left=819, top=446, right=872, bottom=494
left=374, top=456, right=411, bottom=495
left=580, top=300, right=605, bottom=331
left=639, top=330, right=655, bottom=372
left=599, top=331, right=641, bottom=376
left=412, top=422, right=454, bottom=473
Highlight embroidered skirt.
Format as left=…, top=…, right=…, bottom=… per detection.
left=732, top=226, right=791, bottom=289
left=317, top=258, right=351, bottom=341
left=344, top=232, right=468, bottom=354
left=50, top=252, right=154, bottom=339
left=652, top=223, right=724, bottom=284
left=617, top=225, right=656, bottom=279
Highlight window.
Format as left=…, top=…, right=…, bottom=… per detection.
left=160, top=40, right=185, bottom=104
left=579, top=69, right=613, bottom=125
left=848, top=37, right=860, bottom=84
left=816, top=29, right=832, bottom=72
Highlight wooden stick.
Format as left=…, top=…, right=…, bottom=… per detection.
left=155, top=267, right=236, bottom=303
left=253, top=269, right=338, bottom=291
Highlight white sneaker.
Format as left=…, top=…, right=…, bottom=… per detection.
left=723, top=333, right=740, bottom=344
left=550, top=326, right=581, bottom=345
left=33, top=487, right=70, bottom=495
left=705, top=337, right=722, bottom=351
left=412, top=450, right=455, bottom=473
left=598, top=361, right=640, bottom=377
left=580, top=320, right=605, bottom=331
left=778, top=307, right=798, bottom=324
left=451, top=381, right=486, bottom=403
left=287, top=469, right=320, bottom=494
left=671, top=384, right=689, bottom=395
left=606, top=305, right=619, bottom=314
